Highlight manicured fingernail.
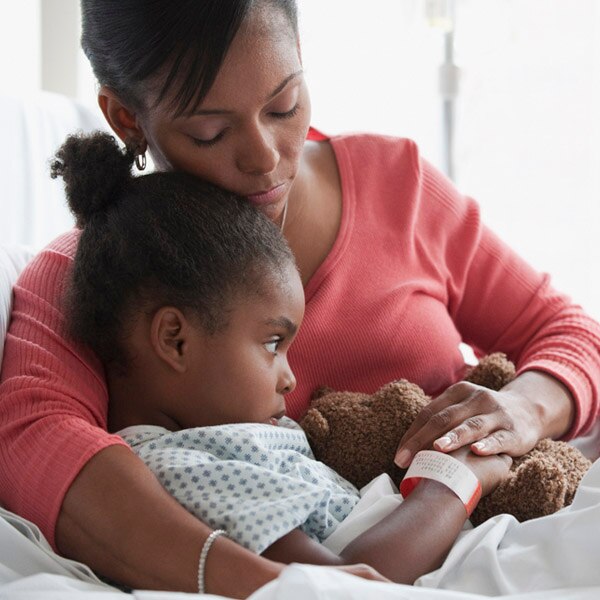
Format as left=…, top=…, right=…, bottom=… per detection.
left=435, top=436, right=452, bottom=451
left=472, top=441, right=485, bottom=451
left=395, top=449, right=411, bottom=468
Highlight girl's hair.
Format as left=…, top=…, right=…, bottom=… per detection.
left=80, top=0, right=299, bottom=116
left=51, top=131, right=295, bottom=371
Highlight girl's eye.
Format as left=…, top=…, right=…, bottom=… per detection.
left=271, top=104, right=300, bottom=120
left=264, top=337, right=283, bottom=354
left=189, top=131, right=226, bottom=148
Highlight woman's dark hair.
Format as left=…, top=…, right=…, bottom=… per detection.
left=80, top=0, right=299, bottom=116
left=51, top=131, right=295, bottom=372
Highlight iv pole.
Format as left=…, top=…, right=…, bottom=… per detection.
left=426, top=0, right=458, bottom=181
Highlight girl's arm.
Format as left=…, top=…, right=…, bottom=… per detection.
left=58, top=446, right=387, bottom=595
left=262, top=481, right=463, bottom=583
left=263, top=449, right=510, bottom=584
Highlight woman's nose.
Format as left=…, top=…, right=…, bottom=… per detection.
left=236, top=126, right=279, bottom=175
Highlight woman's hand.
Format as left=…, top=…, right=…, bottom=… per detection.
left=448, top=446, right=512, bottom=497
left=395, top=371, right=574, bottom=469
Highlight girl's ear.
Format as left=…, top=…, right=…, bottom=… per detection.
left=150, top=307, right=191, bottom=373
left=97, top=86, right=147, bottom=153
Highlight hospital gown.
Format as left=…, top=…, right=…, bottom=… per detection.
left=119, top=417, right=359, bottom=553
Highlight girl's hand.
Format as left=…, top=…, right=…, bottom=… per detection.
left=395, top=378, right=548, bottom=469
left=333, top=563, right=391, bottom=583
left=448, top=446, right=512, bottom=497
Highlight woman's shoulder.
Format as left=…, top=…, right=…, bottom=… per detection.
left=322, top=132, right=423, bottom=193
left=330, top=131, right=420, bottom=164
left=21, top=229, right=80, bottom=271
left=16, top=228, right=81, bottom=302
left=326, top=131, right=465, bottom=209
left=43, top=228, right=81, bottom=258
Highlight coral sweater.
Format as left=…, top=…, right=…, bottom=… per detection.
left=1, top=133, right=599, bottom=549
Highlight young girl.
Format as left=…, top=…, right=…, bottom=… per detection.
left=51, top=131, right=510, bottom=589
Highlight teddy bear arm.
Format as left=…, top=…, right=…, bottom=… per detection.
left=471, top=460, right=568, bottom=526
left=300, top=408, right=330, bottom=450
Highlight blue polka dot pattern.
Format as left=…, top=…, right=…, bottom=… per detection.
left=119, top=418, right=359, bottom=553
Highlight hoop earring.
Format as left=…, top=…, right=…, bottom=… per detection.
left=135, top=151, right=147, bottom=171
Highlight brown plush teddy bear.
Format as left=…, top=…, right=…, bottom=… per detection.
left=300, top=353, right=592, bottom=526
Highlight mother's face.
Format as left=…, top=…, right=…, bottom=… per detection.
left=138, top=10, right=310, bottom=223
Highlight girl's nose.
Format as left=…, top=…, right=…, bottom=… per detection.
left=278, top=361, right=297, bottom=395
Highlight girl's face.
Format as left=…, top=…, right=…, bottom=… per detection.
left=139, top=9, right=310, bottom=224
left=179, top=263, right=305, bottom=428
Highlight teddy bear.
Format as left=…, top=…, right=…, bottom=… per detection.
left=300, top=353, right=592, bottom=526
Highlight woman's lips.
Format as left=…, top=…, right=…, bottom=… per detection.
left=246, top=183, right=286, bottom=206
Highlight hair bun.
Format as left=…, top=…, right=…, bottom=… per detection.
left=51, top=131, right=134, bottom=226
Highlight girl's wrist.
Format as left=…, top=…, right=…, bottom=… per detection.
left=400, top=450, right=481, bottom=516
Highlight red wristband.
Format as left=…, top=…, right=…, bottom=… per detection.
left=399, top=450, right=482, bottom=517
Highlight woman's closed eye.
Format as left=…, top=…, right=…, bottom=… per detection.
left=189, top=130, right=226, bottom=148
left=190, top=104, right=300, bottom=147
left=270, top=103, right=300, bottom=120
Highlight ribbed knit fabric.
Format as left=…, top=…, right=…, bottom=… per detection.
left=284, top=134, right=600, bottom=430
left=0, top=133, right=599, bottom=550
left=0, top=231, right=128, bottom=548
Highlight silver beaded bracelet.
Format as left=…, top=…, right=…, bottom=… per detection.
left=198, top=529, right=227, bottom=594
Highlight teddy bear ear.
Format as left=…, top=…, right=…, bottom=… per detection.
left=311, top=386, right=336, bottom=401
left=372, top=380, right=430, bottom=407
left=464, top=352, right=516, bottom=391
left=299, top=408, right=330, bottom=448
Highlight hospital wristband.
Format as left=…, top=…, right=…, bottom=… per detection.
left=399, top=450, right=482, bottom=517
left=198, top=529, right=227, bottom=594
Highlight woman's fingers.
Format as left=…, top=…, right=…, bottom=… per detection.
left=395, top=383, right=509, bottom=468
left=433, top=413, right=499, bottom=451
left=470, top=429, right=519, bottom=455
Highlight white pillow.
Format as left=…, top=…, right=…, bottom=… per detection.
left=0, top=92, right=110, bottom=249
left=0, top=245, right=35, bottom=368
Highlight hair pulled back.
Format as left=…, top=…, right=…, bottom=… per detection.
left=51, top=132, right=133, bottom=226
left=53, top=131, right=295, bottom=371
left=80, top=0, right=299, bottom=116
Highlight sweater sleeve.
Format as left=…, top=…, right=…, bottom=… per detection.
left=418, top=158, right=600, bottom=438
left=0, top=231, right=129, bottom=548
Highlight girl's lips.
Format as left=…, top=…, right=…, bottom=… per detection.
left=246, top=183, right=286, bottom=206
left=269, top=409, right=286, bottom=426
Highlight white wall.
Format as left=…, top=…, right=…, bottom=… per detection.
left=0, top=0, right=599, bottom=319
left=41, top=0, right=80, bottom=98
left=0, top=2, right=41, bottom=95
left=0, top=0, right=97, bottom=109
left=453, top=0, right=600, bottom=319
left=298, top=0, right=600, bottom=320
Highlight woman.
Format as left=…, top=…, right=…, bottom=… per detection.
left=0, top=0, right=598, bottom=596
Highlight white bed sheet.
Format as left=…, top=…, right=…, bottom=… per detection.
left=2, top=452, right=600, bottom=599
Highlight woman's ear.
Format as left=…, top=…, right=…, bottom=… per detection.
left=97, top=86, right=147, bottom=153
left=150, top=307, right=192, bottom=373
